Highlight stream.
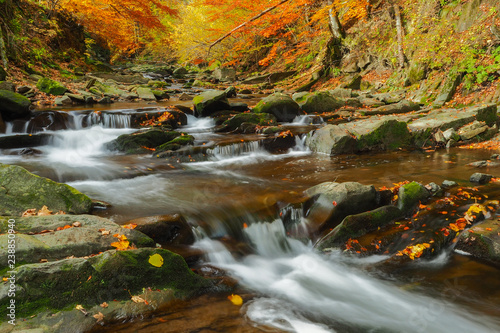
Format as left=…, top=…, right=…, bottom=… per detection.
left=1, top=103, right=500, bottom=332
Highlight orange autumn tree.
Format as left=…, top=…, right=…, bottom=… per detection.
left=56, top=0, right=178, bottom=60
left=178, top=0, right=370, bottom=68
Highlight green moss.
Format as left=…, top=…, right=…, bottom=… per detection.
left=155, top=134, right=194, bottom=153
left=357, top=120, right=411, bottom=151
left=106, top=129, right=181, bottom=154
left=223, top=113, right=277, bottom=131
left=36, top=77, right=68, bottom=96
left=397, top=182, right=429, bottom=214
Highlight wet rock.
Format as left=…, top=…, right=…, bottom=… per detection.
left=262, top=132, right=296, bottom=153
left=224, top=86, right=237, bottom=98
left=36, top=77, right=68, bottom=96
left=0, top=248, right=212, bottom=318
left=425, top=182, right=442, bottom=196
left=92, top=81, right=137, bottom=100
left=213, top=68, right=236, bottom=82
left=19, top=148, right=42, bottom=155
left=54, top=95, right=72, bottom=106
left=455, top=219, right=500, bottom=267
left=305, top=124, right=357, bottom=155
left=305, top=181, right=380, bottom=230
left=193, top=90, right=230, bottom=117
left=0, top=89, right=31, bottom=120
left=469, top=173, right=493, bottom=184
left=352, top=117, right=412, bottom=152
left=97, top=96, right=112, bottom=104
left=106, top=128, right=183, bottom=154
left=442, top=180, right=458, bottom=188
left=152, top=89, right=170, bottom=100
left=397, top=182, right=430, bottom=214
left=0, top=215, right=155, bottom=264
left=364, top=100, right=420, bottom=115
left=136, top=87, right=156, bottom=101
left=252, top=92, right=301, bottom=122
left=124, top=214, right=195, bottom=245
left=0, top=133, right=52, bottom=148
left=468, top=160, right=500, bottom=168
left=154, top=134, right=195, bottom=154
left=239, top=89, right=252, bottom=94
left=315, top=205, right=402, bottom=250
left=229, top=102, right=249, bottom=112
left=221, top=113, right=277, bottom=132
left=0, top=164, right=93, bottom=216
left=297, top=91, right=344, bottom=114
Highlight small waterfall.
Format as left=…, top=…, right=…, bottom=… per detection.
left=280, top=204, right=310, bottom=239
left=69, top=111, right=131, bottom=129
left=207, top=140, right=261, bottom=157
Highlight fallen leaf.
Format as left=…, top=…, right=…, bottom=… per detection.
left=100, top=302, right=108, bottom=308
left=93, top=312, right=104, bottom=322
left=122, top=223, right=138, bottom=229
left=485, top=227, right=493, bottom=231
left=99, top=228, right=110, bottom=235
left=72, top=221, right=82, bottom=227
left=228, top=294, right=243, bottom=306
left=148, top=253, right=164, bottom=267
left=39, top=259, right=48, bottom=263
left=37, top=205, right=52, bottom=216
left=111, top=234, right=130, bottom=251
left=131, top=295, right=146, bottom=303
left=22, top=208, right=37, bottom=217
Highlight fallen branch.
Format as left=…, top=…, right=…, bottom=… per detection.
left=208, top=0, right=291, bottom=55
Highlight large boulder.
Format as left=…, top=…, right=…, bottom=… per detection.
left=305, top=124, right=357, bottom=155
left=252, top=92, right=301, bottom=122
left=0, top=215, right=155, bottom=264
left=0, top=89, right=31, bottom=120
left=304, top=181, right=380, bottom=231
left=221, top=112, right=277, bottom=132
left=136, top=87, right=156, bottom=101
left=315, top=205, right=402, bottom=250
left=36, top=77, right=68, bottom=96
left=0, top=164, right=93, bottom=216
left=193, top=90, right=231, bottom=117
left=297, top=91, right=344, bottom=114
left=0, top=248, right=212, bottom=317
left=105, top=128, right=183, bottom=154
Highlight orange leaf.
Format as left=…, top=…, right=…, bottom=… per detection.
left=122, top=223, right=138, bottom=229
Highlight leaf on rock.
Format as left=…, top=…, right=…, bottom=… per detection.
left=22, top=208, right=37, bottom=217
left=228, top=294, right=243, bottom=306
left=111, top=234, right=130, bottom=250
left=93, top=312, right=104, bottom=322
left=37, top=205, right=52, bottom=216
left=122, top=223, right=138, bottom=229
left=100, top=302, right=109, bottom=308
left=99, top=228, right=110, bottom=235
left=148, top=253, right=164, bottom=267
left=131, top=295, right=147, bottom=304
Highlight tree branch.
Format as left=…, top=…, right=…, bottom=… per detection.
left=208, top=0, right=291, bottom=56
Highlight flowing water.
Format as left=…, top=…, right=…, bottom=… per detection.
left=1, top=105, right=500, bottom=332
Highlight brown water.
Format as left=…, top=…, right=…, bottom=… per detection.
left=1, top=103, right=499, bottom=332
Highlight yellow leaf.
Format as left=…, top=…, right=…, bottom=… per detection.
left=22, top=208, right=37, bottom=217
left=111, top=234, right=129, bottom=250
left=75, top=305, right=84, bottom=310
left=148, top=253, right=164, bottom=267
left=228, top=294, right=243, bottom=306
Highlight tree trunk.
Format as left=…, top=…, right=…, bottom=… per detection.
left=393, top=4, right=406, bottom=69
left=327, top=0, right=344, bottom=40
left=0, top=27, right=8, bottom=70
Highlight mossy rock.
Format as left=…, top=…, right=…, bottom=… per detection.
left=222, top=113, right=277, bottom=132
left=455, top=219, right=500, bottom=267
left=152, top=90, right=170, bottom=100
left=105, top=129, right=182, bottom=154
left=148, top=80, right=170, bottom=88
left=36, top=77, right=68, bottom=96
left=193, top=90, right=231, bottom=117
left=299, top=92, right=344, bottom=114
left=354, top=119, right=412, bottom=151
left=315, top=205, right=402, bottom=250
left=397, top=182, right=430, bottom=214
left=0, top=89, right=31, bottom=120
left=407, top=62, right=428, bottom=85
left=252, top=92, right=301, bottom=122
left=154, top=134, right=194, bottom=154
left=0, top=164, right=93, bottom=216
left=0, top=248, right=212, bottom=317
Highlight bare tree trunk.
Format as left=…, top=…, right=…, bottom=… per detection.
left=0, top=27, right=8, bottom=70
left=393, top=4, right=406, bottom=69
left=327, top=0, right=344, bottom=40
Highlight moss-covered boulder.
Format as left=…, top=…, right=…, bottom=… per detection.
left=36, top=77, right=68, bottom=96
left=315, top=205, right=402, bottom=250
left=0, top=164, right=93, bottom=216
left=353, top=118, right=412, bottom=151
left=152, top=89, right=170, bottom=100
left=92, top=81, right=138, bottom=100
left=397, top=182, right=430, bottom=214
left=136, top=87, right=156, bottom=101
left=0, top=248, right=213, bottom=317
left=407, top=62, right=428, bottom=85
left=0, top=215, right=155, bottom=264
left=0, top=89, right=31, bottom=120
left=105, top=128, right=182, bottom=154
left=298, top=91, right=344, bottom=114
left=154, top=134, right=194, bottom=154
left=252, top=92, right=301, bottom=122
left=221, top=112, right=277, bottom=132
left=193, top=90, right=231, bottom=117
left=455, top=219, right=500, bottom=267
left=305, top=124, right=358, bottom=155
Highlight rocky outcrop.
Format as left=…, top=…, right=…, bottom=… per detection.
left=0, top=164, right=93, bottom=216
left=193, top=90, right=231, bottom=117
left=252, top=92, right=301, bottom=122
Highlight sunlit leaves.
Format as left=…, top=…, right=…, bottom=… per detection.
left=111, top=234, right=130, bottom=250
left=396, top=243, right=431, bottom=260
left=228, top=294, right=243, bottom=306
